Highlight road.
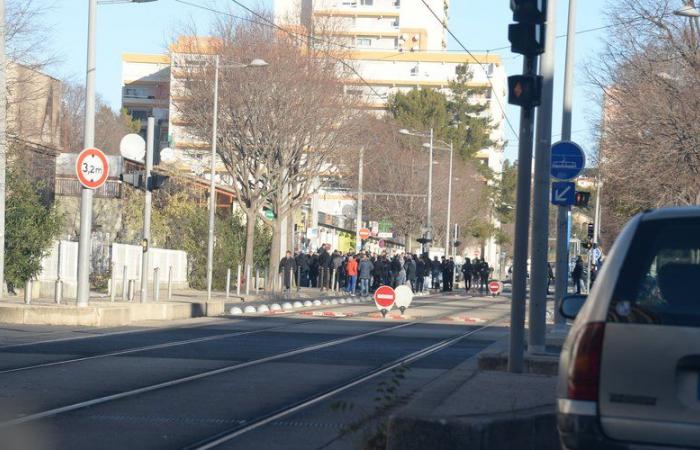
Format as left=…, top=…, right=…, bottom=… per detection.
left=0, top=292, right=510, bottom=450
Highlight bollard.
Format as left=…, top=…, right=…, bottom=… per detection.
left=128, top=279, right=135, bottom=302
left=109, top=275, right=115, bottom=303
left=226, top=268, right=231, bottom=299
left=236, top=265, right=242, bottom=297
left=332, top=269, right=337, bottom=292
left=167, top=266, right=173, bottom=300
left=153, top=267, right=160, bottom=301
left=55, top=279, right=63, bottom=305
left=246, top=266, right=251, bottom=296
left=256, top=269, right=260, bottom=293
left=122, top=266, right=128, bottom=302
left=278, top=273, right=283, bottom=292
left=297, top=268, right=301, bottom=292
left=24, top=280, right=32, bottom=304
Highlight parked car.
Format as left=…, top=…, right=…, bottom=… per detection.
left=557, top=207, right=700, bottom=449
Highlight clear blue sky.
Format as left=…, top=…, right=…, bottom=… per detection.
left=44, top=0, right=609, bottom=161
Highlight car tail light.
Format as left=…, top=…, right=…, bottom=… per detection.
left=567, top=322, right=606, bottom=401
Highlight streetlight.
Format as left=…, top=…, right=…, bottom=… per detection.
left=206, top=55, right=269, bottom=301
left=423, top=140, right=453, bottom=258
left=399, top=128, right=433, bottom=255
left=76, top=0, right=158, bottom=308
left=675, top=1, right=700, bottom=42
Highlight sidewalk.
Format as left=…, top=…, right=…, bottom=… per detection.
left=385, top=327, right=565, bottom=450
left=0, top=286, right=352, bottom=328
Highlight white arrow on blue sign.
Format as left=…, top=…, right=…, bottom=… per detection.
left=551, top=181, right=576, bottom=206
left=551, top=141, right=586, bottom=180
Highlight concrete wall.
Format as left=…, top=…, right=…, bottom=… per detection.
left=36, top=241, right=188, bottom=298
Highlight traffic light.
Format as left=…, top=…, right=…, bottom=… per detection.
left=574, top=191, right=591, bottom=208
left=120, top=171, right=145, bottom=189
left=508, top=22, right=546, bottom=55
left=149, top=173, right=169, bottom=191
left=587, top=223, right=594, bottom=239
left=508, top=75, right=543, bottom=107
left=511, top=0, right=547, bottom=23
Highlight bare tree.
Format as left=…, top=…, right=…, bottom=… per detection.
left=173, top=10, right=362, bottom=286
left=592, top=0, right=700, bottom=245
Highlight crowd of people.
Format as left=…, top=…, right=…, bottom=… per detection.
left=278, top=244, right=495, bottom=296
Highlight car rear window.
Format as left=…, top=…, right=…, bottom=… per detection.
left=609, top=218, right=700, bottom=327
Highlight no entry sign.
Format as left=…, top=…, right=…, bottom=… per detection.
left=374, top=285, right=395, bottom=311
left=488, top=280, right=503, bottom=296
left=359, top=228, right=371, bottom=240
left=76, top=148, right=109, bottom=189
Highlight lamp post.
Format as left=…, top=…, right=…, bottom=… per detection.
left=399, top=128, right=433, bottom=255
left=206, top=56, right=268, bottom=301
left=675, top=0, right=700, bottom=41
left=76, top=0, right=158, bottom=307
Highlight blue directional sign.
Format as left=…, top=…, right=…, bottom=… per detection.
left=551, top=182, right=576, bottom=206
left=551, top=141, right=585, bottom=180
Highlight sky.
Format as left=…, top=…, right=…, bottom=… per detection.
left=43, top=0, right=610, bottom=161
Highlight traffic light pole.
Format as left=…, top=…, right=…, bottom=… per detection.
left=508, top=54, right=538, bottom=374
left=555, top=0, right=577, bottom=326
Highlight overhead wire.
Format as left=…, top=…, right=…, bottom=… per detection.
left=417, top=0, right=519, bottom=141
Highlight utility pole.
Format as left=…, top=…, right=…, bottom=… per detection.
left=356, top=146, right=364, bottom=252
left=506, top=0, right=547, bottom=373
left=77, top=0, right=98, bottom=308
left=206, top=55, right=219, bottom=301
left=426, top=128, right=434, bottom=255
left=140, top=117, right=154, bottom=303
left=0, top=0, right=6, bottom=299
left=554, top=0, right=577, bottom=327
left=528, top=0, right=558, bottom=354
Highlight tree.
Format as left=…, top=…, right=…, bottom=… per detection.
left=4, top=146, right=63, bottom=291
left=591, top=0, right=700, bottom=245
left=447, top=65, right=495, bottom=159
left=173, top=10, right=361, bottom=289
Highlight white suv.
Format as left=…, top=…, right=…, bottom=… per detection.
left=558, top=207, right=700, bottom=449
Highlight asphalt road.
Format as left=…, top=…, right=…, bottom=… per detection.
left=0, top=292, right=510, bottom=450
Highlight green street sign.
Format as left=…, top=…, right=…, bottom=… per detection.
left=264, top=209, right=276, bottom=220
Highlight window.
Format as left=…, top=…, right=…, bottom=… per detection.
left=410, top=65, right=419, bottom=76
left=361, top=0, right=373, bottom=5
left=357, top=38, right=372, bottom=48
left=609, top=219, right=700, bottom=327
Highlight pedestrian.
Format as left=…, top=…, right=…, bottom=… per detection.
left=346, top=255, right=358, bottom=295
left=572, top=256, right=584, bottom=295
left=445, top=257, right=455, bottom=291
left=278, top=251, right=297, bottom=292
left=319, top=244, right=333, bottom=291
left=309, top=252, right=319, bottom=288
left=431, top=256, right=441, bottom=290
left=461, top=258, right=472, bottom=293
left=480, top=260, right=490, bottom=293
left=296, top=252, right=310, bottom=287
left=547, top=262, right=555, bottom=295
left=332, top=250, right=343, bottom=290
left=358, top=254, right=374, bottom=297
left=390, top=255, right=402, bottom=288
left=416, top=256, right=426, bottom=293
left=406, top=255, right=417, bottom=292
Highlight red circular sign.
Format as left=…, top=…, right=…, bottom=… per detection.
left=76, top=148, right=109, bottom=189
left=488, top=280, right=503, bottom=295
left=374, top=285, right=395, bottom=308
left=359, top=228, right=371, bottom=240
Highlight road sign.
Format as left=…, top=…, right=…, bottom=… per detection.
left=551, top=181, right=576, bottom=206
left=359, top=228, right=371, bottom=240
left=76, top=147, right=109, bottom=189
left=488, top=280, right=503, bottom=296
left=591, top=247, right=602, bottom=263
left=394, top=285, right=413, bottom=314
left=378, top=239, right=385, bottom=249
left=374, top=285, right=395, bottom=317
left=551, top=141, right=585, bottom=180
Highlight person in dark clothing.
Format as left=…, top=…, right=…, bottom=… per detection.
left=440, top=257, right=448, bottom=292
left=332, top=251, right=343, bottom=290
left=279, top=251, right=297, bottom=291
left=480, top=261, right=490, bottom=293
left=461, top=258, right=473, bottom=293
left=416, top=257, right=426, bottom=293
left=372, top=256, right=384, bottom=290
left=381, top=254, right=391, bottom=286
left=309, top=252, right=319, bottom=287
left=572, top=256, right=584, bottom=294
left=318, top=245, right=332, bottom=291
left=431, top=256, right=441, bottom=290
left=390, top=255, right=402, bottom=288
left=443, top=257, right=455, bottom=291
left=296, top=252, right=310, bottom=287
left=406, top=255, right=417, bottom=292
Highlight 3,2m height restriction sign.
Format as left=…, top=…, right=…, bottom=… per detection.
left=76, top=148, right=109, bottom=189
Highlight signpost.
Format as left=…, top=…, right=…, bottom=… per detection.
left=378, top=239, right=385, bottom=249
left=550, top=141, right=585, bottom=180
left=76, top=148, right=109, bottom=190
left=374, top=285, right=395, bottom=318
left=551, top=181, right=576, bottom=206
left=488, top=280, right=503, bottom=297
left=359, top=228, right=371, bottom=241
left=394, top=285, right=413, bottom=314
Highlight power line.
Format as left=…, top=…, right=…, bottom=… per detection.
left=418, top=0, right=519, bottom=141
